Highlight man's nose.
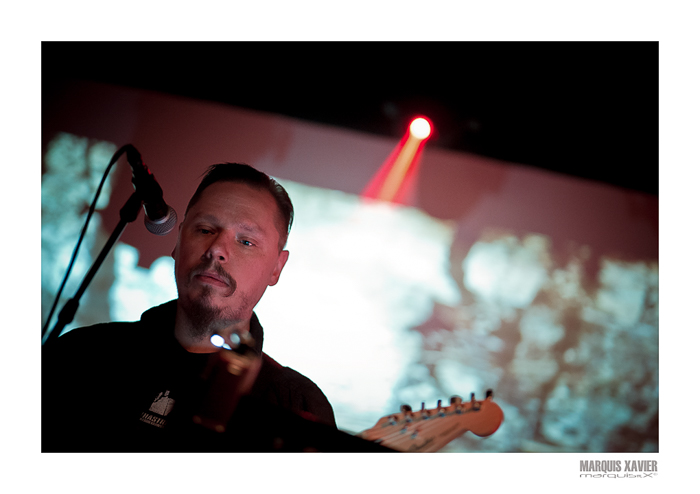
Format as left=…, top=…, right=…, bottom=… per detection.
left=204, top=234, right=229, bottom=262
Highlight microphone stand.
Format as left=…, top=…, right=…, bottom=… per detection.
left=43, top=191, right=143, bottom=346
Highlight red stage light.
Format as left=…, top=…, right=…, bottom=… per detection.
left=361, top=116, right=434, bottom=204
left=409, top=117, right=432, bottom=140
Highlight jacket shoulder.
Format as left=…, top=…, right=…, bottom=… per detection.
left=48, top=320, right=137, bottom=348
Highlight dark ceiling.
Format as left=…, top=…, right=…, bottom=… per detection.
left=42, top=42, right=659, bottom=196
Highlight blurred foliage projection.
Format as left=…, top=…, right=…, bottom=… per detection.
left=41, top=133, right=177, bottom=335
left=41, top=133, right=118, bottom=334
left=259, top=182, right=658, bottom=452
left=410, top=233, right=658, bottom=452
left=41, top=133, right=658, bottom=452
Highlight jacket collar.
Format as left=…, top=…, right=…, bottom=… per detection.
left=142, top=300, right=264, bottom=354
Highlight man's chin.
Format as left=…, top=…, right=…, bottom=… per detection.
left=179, top=295, right=239, bottom=341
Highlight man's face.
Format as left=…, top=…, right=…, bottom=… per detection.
left=172, top=181, right=289, bottom=336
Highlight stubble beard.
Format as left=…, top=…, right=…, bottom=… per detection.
left=177, top=263, right=249, bottom=343
left=180, top=289, right=235, bottom=341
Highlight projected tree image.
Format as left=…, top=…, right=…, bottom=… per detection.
left=41, top=133, right=118, bottom=334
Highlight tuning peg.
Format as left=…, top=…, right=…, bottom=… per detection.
left=439, top=400, right=447, bottom=416
left=400, top=404, right=414, bottom=423
left=486, top=389, right=493, bottom=399
left=450, top=396, right=462, bottom=405
left=470, top=392, right=483, bottom=410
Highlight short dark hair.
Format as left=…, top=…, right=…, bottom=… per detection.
left=186, top=163, right=294, bottom=250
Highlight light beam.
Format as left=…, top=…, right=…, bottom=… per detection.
left=362, top=116, right=433, bottom=204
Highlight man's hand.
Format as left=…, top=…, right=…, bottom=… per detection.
left=192, top=344, right=263, bottom=433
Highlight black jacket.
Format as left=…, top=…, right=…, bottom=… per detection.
left=42, top=300, right=355, bottom=452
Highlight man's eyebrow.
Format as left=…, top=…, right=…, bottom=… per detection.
left=235, top=222, right=265, bottom=234
left=190, top=213, right=221, bottom=225
left=193, top=213, right=266, bottom=235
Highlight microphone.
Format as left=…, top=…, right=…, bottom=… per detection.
left=125, top=146, right=178, bottom=235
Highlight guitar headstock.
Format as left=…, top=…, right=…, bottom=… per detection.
left=357, top=390, right=504, bottom=452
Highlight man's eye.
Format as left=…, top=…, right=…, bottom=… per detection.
left=239, top=239, right=254, bottom=246
left=199, top=228, right=213, bottom=235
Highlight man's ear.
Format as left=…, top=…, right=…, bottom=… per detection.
left=268, top=250, right=289, bottom=286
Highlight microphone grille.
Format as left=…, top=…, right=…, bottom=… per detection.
left=145, top=206, right=178, bottom=235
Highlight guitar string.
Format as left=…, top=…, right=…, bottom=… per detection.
left=370, top=405, right=484, bottom=447
left=377, top=417, right=461, bottom=451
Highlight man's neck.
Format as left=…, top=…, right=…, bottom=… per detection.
left=173, top=302, right=251, bottom=353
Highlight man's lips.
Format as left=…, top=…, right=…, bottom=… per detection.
left=194, top=271, right=230, bottom=287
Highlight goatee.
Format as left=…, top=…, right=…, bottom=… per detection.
left=179, top=287, right=243, bottom=341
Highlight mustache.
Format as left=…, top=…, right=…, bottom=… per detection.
left=190, top=260, right=236, bottom=291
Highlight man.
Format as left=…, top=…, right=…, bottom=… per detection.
left=42, top=163, right=372, bottom=452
